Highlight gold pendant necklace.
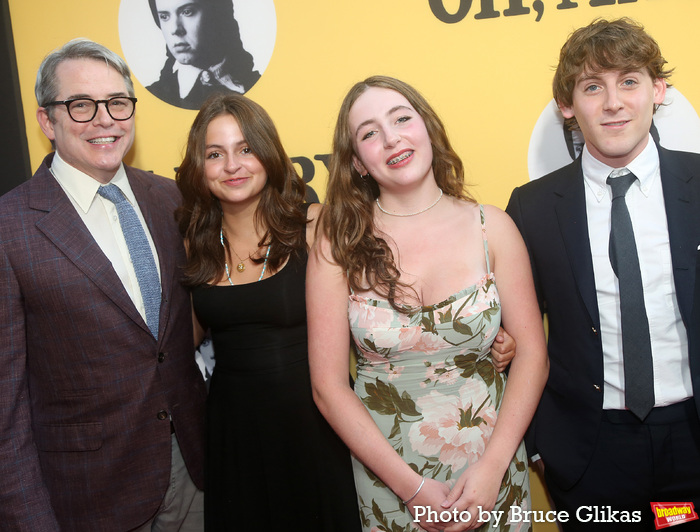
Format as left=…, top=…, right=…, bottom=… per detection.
left=229, top=244, right=247, bottom=273
left=220, top=223, right=249, bottom=273
left=219, top=227, right=269, bottom=284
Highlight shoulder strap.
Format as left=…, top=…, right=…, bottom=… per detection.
left=479, top=204, right=491, bottom=274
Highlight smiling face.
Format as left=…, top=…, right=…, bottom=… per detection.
left=204, top=113, right=267, bottom=210
left=155, top=0, right=209, bottom=66
left=36, top=58, right=135, bottom=184
left=559, top=69, right=666, bottom=168
left=348, top=87, right=434, bottom=193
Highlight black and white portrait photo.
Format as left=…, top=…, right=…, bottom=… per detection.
left=119, top=0, right=276, bottom=110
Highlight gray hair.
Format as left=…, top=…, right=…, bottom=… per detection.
left=35, top=39, right=135, bottom=118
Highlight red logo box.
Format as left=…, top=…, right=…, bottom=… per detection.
left=651, top=502, right=699, bottom=529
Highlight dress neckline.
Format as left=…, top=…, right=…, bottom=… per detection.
left=210, top=254, right=295, bottom=288
left=349, top=204, right=494, bottom=312
left=349, top=271, right=495, bottom=312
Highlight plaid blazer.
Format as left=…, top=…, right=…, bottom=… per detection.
left=0, top=154, right=206, bottom=531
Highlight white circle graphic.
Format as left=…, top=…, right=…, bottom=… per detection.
left=119, top=0, right=276, bottom=108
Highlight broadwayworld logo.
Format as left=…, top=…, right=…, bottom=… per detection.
left=651, top=502, right=699, bottom=529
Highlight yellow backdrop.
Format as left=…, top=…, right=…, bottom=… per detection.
left=9, top=1, right=700, bottom=529
left=11, top=0, right=700, bottom=209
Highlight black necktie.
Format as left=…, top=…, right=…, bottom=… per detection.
left=607, top=171, right=654, bottom=419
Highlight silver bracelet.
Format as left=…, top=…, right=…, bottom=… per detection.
left=402, top=477, right=425, bottom=505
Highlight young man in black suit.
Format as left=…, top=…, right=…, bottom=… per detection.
left=507, top=18, right=700, bottom=530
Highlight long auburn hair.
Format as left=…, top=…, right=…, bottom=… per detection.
left=176, top=93, right=307, bottom=287
left=321, top=75, right=475, bottom=311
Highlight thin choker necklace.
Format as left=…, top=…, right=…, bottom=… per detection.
left=375, top=189, right=443, bottom=217
left=220, top=228, right=270, bottom=285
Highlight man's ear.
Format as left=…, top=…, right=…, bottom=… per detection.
left=36, top=107, right=56, bottom=141
left=558, top=102, right=575, bottom=120
left=653, top=78, right=667, bottom=106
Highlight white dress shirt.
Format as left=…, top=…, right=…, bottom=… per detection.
left=50, top=151, right=161, bottom=325
left=582, top=136, right=692, bottom=410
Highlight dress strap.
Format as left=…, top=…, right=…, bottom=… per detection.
left=479, top=204, right=491, bottom=274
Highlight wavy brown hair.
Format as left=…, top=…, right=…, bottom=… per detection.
left=176, top=93, right=307, bottom=287
left=321, top=75, right=474, bottom=311
left=553, top=17, right=673, bottom=131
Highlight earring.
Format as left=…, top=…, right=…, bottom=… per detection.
left=360, top=171, right=370, bottom=180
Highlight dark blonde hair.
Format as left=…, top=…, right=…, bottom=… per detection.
left=176, top=93, right=307, bottom=287
left=322, top=75, right=474, bottom=311
left=553, top=17, right=673, bottom=130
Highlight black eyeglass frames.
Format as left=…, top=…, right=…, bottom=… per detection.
left=42, top=96, right=137, bottom=123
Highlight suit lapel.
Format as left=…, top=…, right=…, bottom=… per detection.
left=552, top=147, right=698, bottom=333
left=659, top=147, right=699, bottom=324
left=30, top=158, right=153, bottom=336
left=553, top=160, right=601, bottom=329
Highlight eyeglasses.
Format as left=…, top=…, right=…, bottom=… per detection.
left=42, top=97, right=137, bottom=123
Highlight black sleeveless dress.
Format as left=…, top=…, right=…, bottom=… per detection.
left=193, top=246, right=361, bottom=531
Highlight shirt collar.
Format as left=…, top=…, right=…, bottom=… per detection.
left=173, top=61, right=203, bottom=99
left=581, top=134, right=660, bottom=202
left=49, top=151, right=132, bottom=213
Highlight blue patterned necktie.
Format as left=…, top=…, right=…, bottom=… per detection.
left=607, top=170, right=654, bottom=419
left=98, top=184, right=161, bottom=338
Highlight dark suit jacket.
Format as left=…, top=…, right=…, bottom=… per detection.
left=0, top=154, right=207, bottom=531
left=506, top=145, right=700, bottom=490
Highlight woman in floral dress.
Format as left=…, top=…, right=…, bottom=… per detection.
left=307, top=76, right=548, bottom=532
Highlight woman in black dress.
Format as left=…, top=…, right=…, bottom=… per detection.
left=175, top=93, right=360, bottom=531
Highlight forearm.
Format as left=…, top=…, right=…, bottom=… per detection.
left=313, top=375, right=422, bottom=501
left=441, top=338, right=548, bottom=523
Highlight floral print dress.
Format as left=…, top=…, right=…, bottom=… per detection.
left=348, top=206, right=530, bottom=532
